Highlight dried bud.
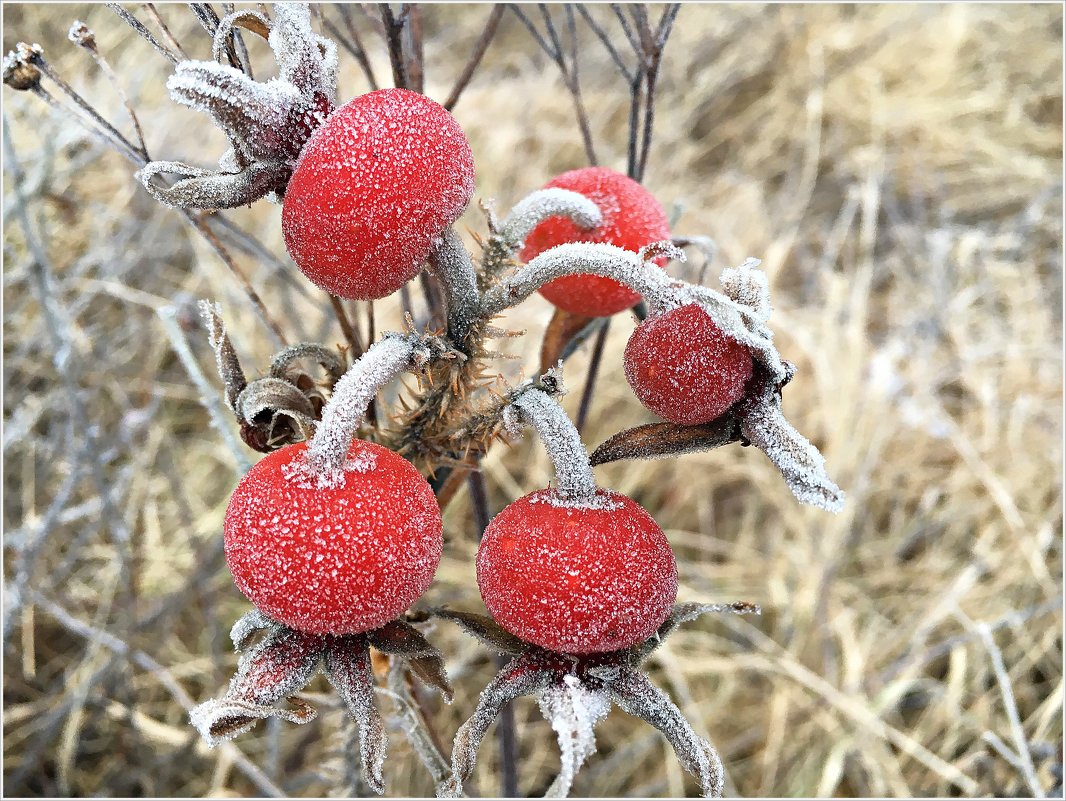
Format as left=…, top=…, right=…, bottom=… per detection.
left=3, top=43, right=43, bottom=91
left=67, top=21, right=96, bottom=51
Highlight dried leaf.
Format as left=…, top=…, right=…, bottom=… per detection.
left=198, top=300, right=246, bottom=412
left=605, top=670, right=724, bottom=798
left=589, top=415, right=741, bottom=466
left=433, top=608, right=529, bottom=656
left=629, top=602, right=761, bottom=666
left=324, top=636, right=388, bottom=795
left=538, top=675, right=612, bottom=797
left=539, top=308, right=603, bottom=374
left=448, top=652, right=555, bottom=796
left=190, top=694, right=317, bottom=746
left=406, top=653, right=454, bottom=703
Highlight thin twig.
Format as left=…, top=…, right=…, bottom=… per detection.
left=576, top=5, right=633, bottom=81
left=468, top=469, right=520, bottom=797
left=142, top=3, right=189, bottom=60
left=329, top=295, right=365, bottom=357
left=107, top=3, right=181, bottom=64
left=575, top=318, right=610, bottom=434
left=444, top=5, right=505, bottom=110
left=380, top=4, right=410, bottom=89
left=404, top=4, right=425, bottom=93
left=323, top=13, right=379, bottom=90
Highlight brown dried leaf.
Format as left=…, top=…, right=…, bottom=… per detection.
left=589, top=415, right=741, bottom=466
left=539, top=308, right=603, bottom=374
left=368, top=620, right=453, bottom=700
left=432, top=609, right=529, bottom=656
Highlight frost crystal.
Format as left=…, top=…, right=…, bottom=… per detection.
left=508, top=386, right=599, bottom=505
left=498, top=188, right=603, bottom=251
left=539, top=675, right=612, bottom=798
left=428, top=228, right=480, bottom=341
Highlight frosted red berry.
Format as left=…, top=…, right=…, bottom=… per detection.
left=282, top=88, right=476, bottom=300
left=519, top=167, right=671, bottom=317
left=224, top=439, right=443, bottom=635
left=624, top=303, right=754, bottom=425
left=476, top=489, right=677, bottom=654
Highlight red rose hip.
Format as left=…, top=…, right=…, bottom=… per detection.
left=624, top=303, right=754, bottom=425
left=476, top=489, right=677, bottom=653
left=282, top=88, right=476, bottom=300
left=520, top=166, right=671, bottom=317
left=224, top=439, right=443, bottom=635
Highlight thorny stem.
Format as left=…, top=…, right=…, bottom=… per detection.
left=509, top=387, right=598, bottom=504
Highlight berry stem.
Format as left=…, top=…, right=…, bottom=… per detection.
left=509, top=387, right=597, bottom=504
left=307, top=334, right=428, bottom=474
left=496, top=187, right=602, bottom=251
left=479, top=241, right=682, bottom=318
left=428, top=227, right=480, bottom=344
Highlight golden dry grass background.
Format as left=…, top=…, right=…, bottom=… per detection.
left=2, top=3, right=1062, bottom=798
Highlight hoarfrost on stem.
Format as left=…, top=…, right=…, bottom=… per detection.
left=539, top=674, right=612, bottom=798
left=497, top=188, right=603, bottom=251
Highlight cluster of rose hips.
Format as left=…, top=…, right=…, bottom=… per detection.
left=141, top=7, right=842, bottom=797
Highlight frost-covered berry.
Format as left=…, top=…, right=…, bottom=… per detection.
left=624, top=303, right=754, bottom=425
left=476, top=489, right=677, bottom=654
left=282, top=88, right=476, bottom=300
left=224, top=439, right=443, bottom=635
left=520, top=167, right=671, bottom=317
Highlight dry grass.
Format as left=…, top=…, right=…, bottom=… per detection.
left=2, top=4, right=1062, bottom=798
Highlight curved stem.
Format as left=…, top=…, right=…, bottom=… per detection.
left=306, top=335, right=418, bottom=474
left=497, top=188, right=602, bottom=251
left=509, top=387, right=597, bottom=504
left=480, top=242, right=680, bottom=318
left=427, top=227, right=480, bottom=344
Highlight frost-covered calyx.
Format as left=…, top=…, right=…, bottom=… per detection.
left=439, top=602, right=753, bottom=798
left=139, top=3, right=337, bottom=209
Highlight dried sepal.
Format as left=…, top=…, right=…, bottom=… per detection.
left=267, top=3, right=337, bottom=103
left=190, top=626, right=324, bottom=747
left=539, top=308, right=602, bottom=374
left=324, top=635, right=389, bottom=795
left=229, top=608, right=279, bottom=651
left=198, top=300, right=246, bottom=412
left=269, top=342, right=346, bottom=384
left=638, top=239, right=686, bottom=265
left=738, top=370, right=845, bottom=513
left=368, top=619, right=453, bottom=701
left=539, top=675, right=612, bottom=798
left=211, top=9, right=272, bottom=63
left=234, top=375, right=317, bottom=447
left=604, top=670, right=724, bottom=798
left=432, top=608, right=529, bottom=656
left=719, top=258, right=770, bottom=321
left=629, top=602, right=761, bottom=666
left=589, top=415, right=741, bottom=467
left=139, top=157, right=291, bottom=209
left=445, top=651, right=556, bottom=796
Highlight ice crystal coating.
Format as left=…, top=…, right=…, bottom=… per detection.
left=224, top=440, right=443, bottom=634
left=624, top=303, right=754, bottom=425
left=508, top=386, right=598, bottom=505
left=306, top=334, right=417, bottom=475
left=139, top=4, right=337, bottom=209
left=282, top=88, right=476, bottom=300
left=428, top=227, right=480, bottom=341
left=477, top=489, right=677, bottom=653
left=190, top=626, right=323, bottom=746
left=498, top=188, right=603, bottom=250
left=739, top=375, right=846, bottom=513
left=520, top=167, right=672, bottom=317
left=324, top=637, right=388, bottom=794
left=539, top=674, right=612, bottom=797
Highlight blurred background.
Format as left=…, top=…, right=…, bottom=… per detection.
left=2, top=3, right=1062, bottom=797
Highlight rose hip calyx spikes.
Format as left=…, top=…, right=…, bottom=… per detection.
left=282, top=88, right=476, bottom=301
left=438, top=603, right=760, bottom=798
left=139, top=3, right=337, bottom=209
